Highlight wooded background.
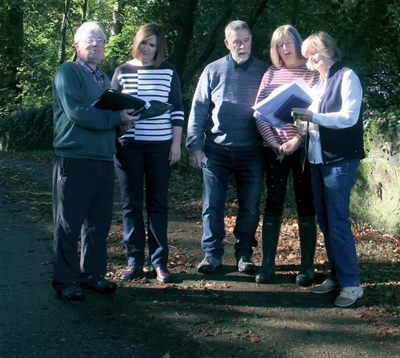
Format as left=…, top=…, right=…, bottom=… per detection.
left=0, top=0, right=399, bottom=117
left=1, top=0, right=400, bottom=234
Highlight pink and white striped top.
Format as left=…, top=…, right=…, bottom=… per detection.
left=255, top=65, right=319, bottom=146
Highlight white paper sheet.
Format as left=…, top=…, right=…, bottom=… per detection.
left=253, top=78, right=316, bottom=128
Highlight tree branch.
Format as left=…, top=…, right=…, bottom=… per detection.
left=181, top=0, right=240, bottom=89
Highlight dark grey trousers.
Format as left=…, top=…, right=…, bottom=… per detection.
left=52, top=156, right=114, bottom=291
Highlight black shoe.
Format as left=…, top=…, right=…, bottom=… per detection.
left=82, top=277, right=117, bottom=293
left=237, top=255, right=256, bottom=274
left=155, top=267, right=171, bottom=283
left=295, top=269, right=314, bottom=286
left=255, top=266, right=275, bottom=284
left=120, top=265, right=144, bottom=280
left=58, top=282, right=85, bottom=301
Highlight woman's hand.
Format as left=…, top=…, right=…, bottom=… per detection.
left=270, top=142, right=285, bottom=161
left=292, top=108, right=314, bottom=122
left=279, top=136, right=303, bottom=155
left=169, top=141, right=181, bottom=166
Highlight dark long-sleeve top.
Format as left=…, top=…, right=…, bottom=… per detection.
left=255, top=65, right=320, bottom=146
left=111, top=61, right=184, bottom=142
left=52, top=61, right=122, bottom=161
left=186, top=55, right=268, bottom=152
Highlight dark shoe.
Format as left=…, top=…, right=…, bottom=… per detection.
left=295, top=269, right=314, bottom=286
left=296, top=216, right=317, bottom=287
left=83, top=277, right=117, bottom=293
left=255, top=265, right=275, bottom=284
left=197, top=256, right=222, bottom=274
left=237, top=255, right=256, bottom=274
left=58, top=282, right=85, bottom=301
left=120, top=265, right=144, bottom=280
left=155, top=267, right=171, bottom=283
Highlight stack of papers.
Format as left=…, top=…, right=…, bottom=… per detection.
left=253, top=78, right=316, bottom=129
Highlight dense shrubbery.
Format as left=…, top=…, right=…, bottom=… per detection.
left=0, top=104, right=53, bottom=151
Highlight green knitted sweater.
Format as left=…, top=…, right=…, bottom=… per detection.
left=52, top=62, right=122, bottom=161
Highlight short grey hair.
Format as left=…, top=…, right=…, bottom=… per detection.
left=301, top=31, right=341, bottom=64
left=74, top=21, right=107, bottom=43
left=270, top=25, right=304, bottom=67
left=225, top=20, right=251, bottom=39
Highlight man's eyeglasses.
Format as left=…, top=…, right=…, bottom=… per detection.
left=80, top=38, right=106, bottom=45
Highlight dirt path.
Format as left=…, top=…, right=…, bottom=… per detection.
left=0, top=157, right=399, bottom=358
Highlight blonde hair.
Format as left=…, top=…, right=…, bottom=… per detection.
left=301, top=31, right=341, bottom=63
left=131, top=23, right=166, bottom=67
left=270, top=25, right=303, bottom=67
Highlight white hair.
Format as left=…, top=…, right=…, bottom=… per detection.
left=74, top=21, right=107, bottom=43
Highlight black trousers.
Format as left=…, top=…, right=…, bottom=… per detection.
left=52, top=156, right=114, bottom=291
left=263, top=147, right=315, bottom=217
left=114, top=140, right=171, bottom=268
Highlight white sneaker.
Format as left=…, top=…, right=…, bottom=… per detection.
left=311, top=278, right=340, bottom=294
left=334, top=286, right=363, bottom=307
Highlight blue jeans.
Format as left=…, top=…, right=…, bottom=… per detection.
left=310, top=159, right=360, bottom=287
left=201, top=145, right=263, bottom=260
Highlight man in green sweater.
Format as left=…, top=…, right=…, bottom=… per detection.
left=52, top=22, right=137, bottom=300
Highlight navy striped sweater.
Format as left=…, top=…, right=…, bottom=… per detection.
left=111, top=61, right=184, bottom=141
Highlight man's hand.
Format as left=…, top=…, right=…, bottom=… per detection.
left=189, top=150, right=204, bottom=169
left=120, top=109, right=140, bottom=126
left=169, top=141, right=181, bottom=166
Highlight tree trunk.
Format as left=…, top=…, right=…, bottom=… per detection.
left=247, top=0, right=270, bottom=28
left=290, top=0, right=300, bottom=27
left=170, top=0, right=199, bottom=81
left=82, top=0, right=88, bottom=23
left=181, top=0, right=240, bottom=90
left=112, top=0, right=127, bottom=36
left=0, top=1, right=24, bottom=103
left=58, top=0, right=72, bottom=65
left=72, top=0, right=89, bottom=62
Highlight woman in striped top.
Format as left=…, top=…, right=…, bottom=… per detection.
left=254, top=25, right=320, bottom=286
left=111, top=23, right=184, bottom=284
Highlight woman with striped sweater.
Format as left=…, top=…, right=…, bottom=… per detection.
left=254, top=25, right=319, bottom=286
left=111, top=23, right=184, bottom=283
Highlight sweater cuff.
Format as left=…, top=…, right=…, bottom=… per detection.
left=112, top=111, right=123, bottom=126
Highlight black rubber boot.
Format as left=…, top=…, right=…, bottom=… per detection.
left=255, top=216, right=282, bottom=284
left=295, top=216, right=317, bottom=286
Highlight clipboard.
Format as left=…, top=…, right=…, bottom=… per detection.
left=92, top=89, right=148, bottom=113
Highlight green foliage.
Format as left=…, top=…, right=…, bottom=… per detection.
left=363, top=109, right=400, bottom=153
left=0, top=0, right=399, bottom=156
